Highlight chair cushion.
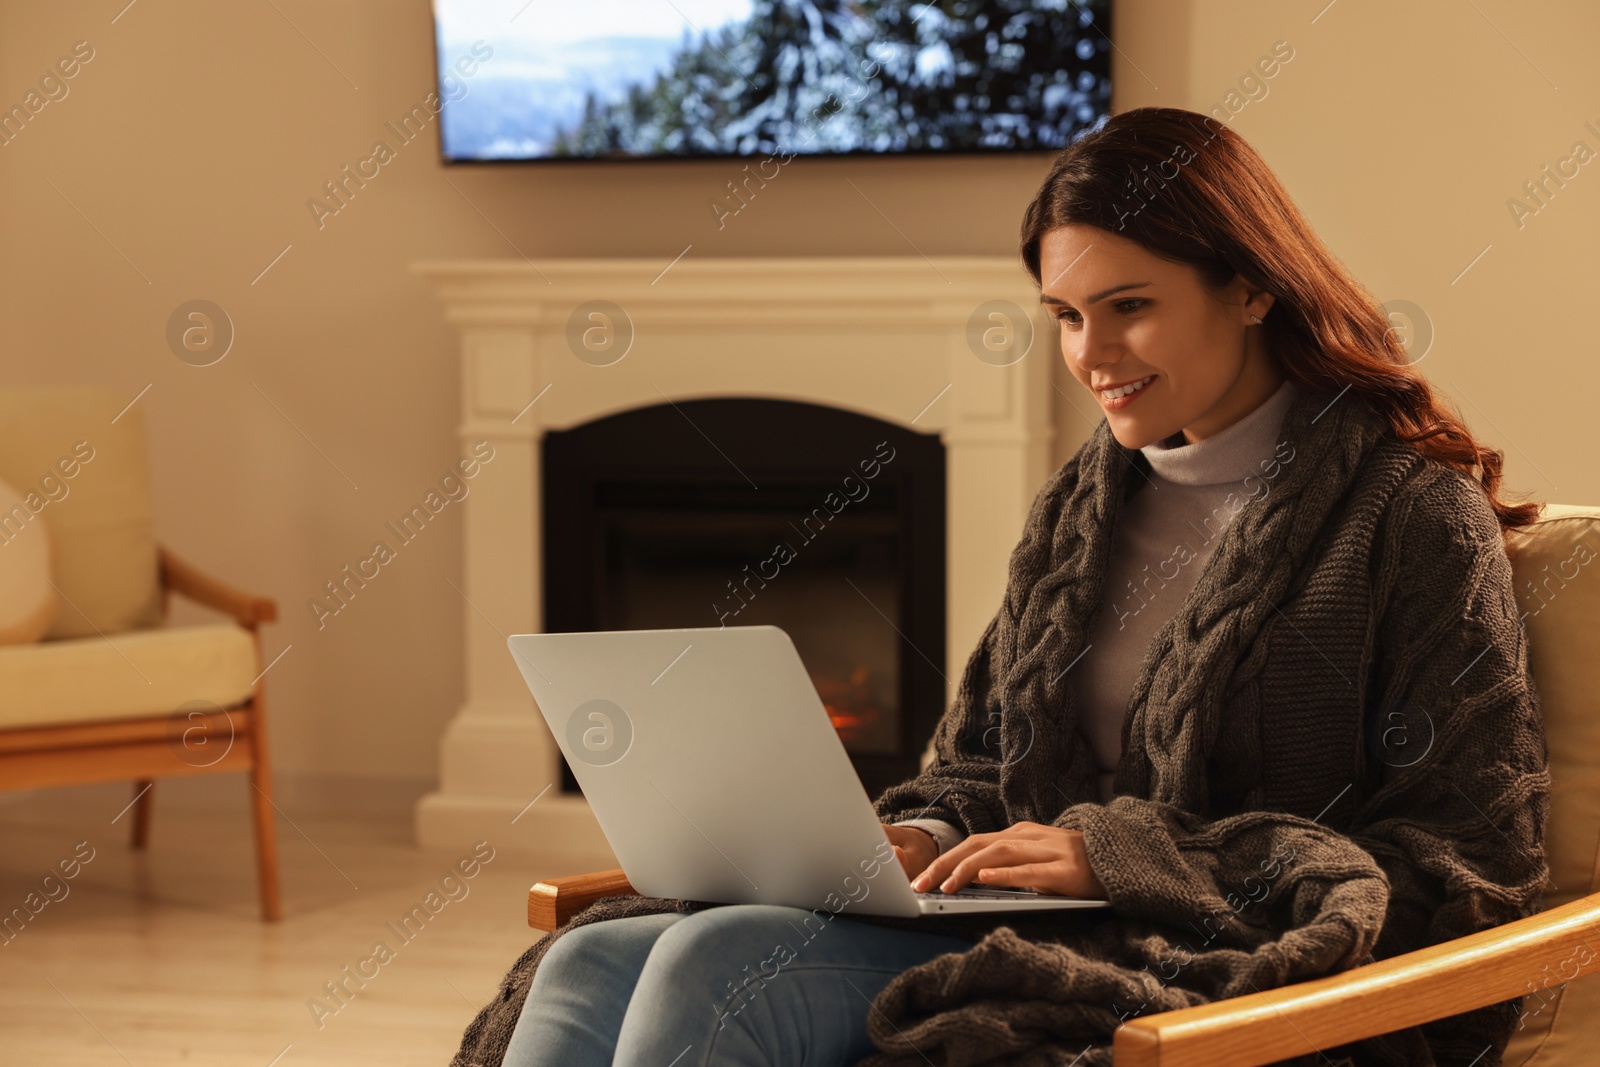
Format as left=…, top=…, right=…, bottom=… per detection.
left=0, top=476, right=58, bottom=644
left=1501, top=502, right=1600, bottom=1066
left=0, top=389, right=161, bottom=639
left=1505, top=503, right=1600, bottom=910
left=0, top=624, right=257, bottom=730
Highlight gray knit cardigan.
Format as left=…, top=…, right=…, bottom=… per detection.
left=451, top=384, right=1551, bottom=1067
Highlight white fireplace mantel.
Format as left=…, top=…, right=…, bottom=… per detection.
left=412, top=256, right=1055, bottom=852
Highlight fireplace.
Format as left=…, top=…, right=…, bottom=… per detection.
left=411, top=255, right=1055, bottom=853
left=543, top=397, right=945, bottom=799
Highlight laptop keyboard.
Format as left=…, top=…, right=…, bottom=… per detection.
left=916, top=884, right=1044, bottom=900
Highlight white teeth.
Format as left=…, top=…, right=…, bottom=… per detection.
left=1102, top=376, right=1154, bottom=400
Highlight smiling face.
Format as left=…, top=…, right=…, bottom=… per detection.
left=1038, top=223, right=1283, bottom=447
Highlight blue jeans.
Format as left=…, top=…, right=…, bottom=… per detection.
left=501, top=904, right=975, bottom=1067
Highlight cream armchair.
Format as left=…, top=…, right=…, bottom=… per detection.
left=0, top=388, right=281, bottom=921
left=526, top=502, right=1600, bottom=1064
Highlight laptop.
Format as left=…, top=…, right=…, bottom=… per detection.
left=507, top=625, right=1111, bottom=917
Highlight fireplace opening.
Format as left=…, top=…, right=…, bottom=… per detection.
left=543, top=397, right=946, bottom=800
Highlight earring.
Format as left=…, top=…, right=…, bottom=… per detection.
left=1249, top=315, right=1262, bottom=324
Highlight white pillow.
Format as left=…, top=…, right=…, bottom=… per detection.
left=0, top=476, right=59, bottom=644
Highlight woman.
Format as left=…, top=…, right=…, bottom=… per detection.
left=456, top=106, right=1550, bottom=1067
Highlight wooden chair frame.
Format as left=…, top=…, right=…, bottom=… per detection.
left=526, top=870, right=1600, bottom=1065
left=0, top=546, right=282, bottom=921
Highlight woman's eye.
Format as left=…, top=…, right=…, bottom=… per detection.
left=1055, top=300, right=1143, bottom=325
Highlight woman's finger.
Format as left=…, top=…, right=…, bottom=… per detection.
left=906, top=834, right=977, bottom=890
left=918, top=839, right=1050, bottom=894
left=907, top=824, right=1068, bottom=891
left=903, top=824, right=1103, bottom=898
left=974, top=862, right=1057, bottom=892
left=910, top=832, right=1017, bottom=890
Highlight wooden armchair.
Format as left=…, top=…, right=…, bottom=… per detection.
left=0, top=389, right=282, bottom=921
left=523, top=503, right=1600, bottom=1065
left=526, top=872, right=1600, bottom=1065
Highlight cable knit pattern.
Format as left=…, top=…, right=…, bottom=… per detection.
left=451, top=386, right=1550, bottom=1067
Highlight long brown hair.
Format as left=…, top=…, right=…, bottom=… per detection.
left=1019, top=106, right=1542, bottom=538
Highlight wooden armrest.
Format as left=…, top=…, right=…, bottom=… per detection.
left=1113, top=892, right=1600, bottom=1067
left=528, top=868, right=638, bottom=931
left=159, top=546, right=277, bottom=630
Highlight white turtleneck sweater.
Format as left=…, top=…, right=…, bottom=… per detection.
left=894, top=378, right=1303, bottom=858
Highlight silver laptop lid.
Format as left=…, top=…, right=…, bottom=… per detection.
left=507, top=625, right=926, bottom=917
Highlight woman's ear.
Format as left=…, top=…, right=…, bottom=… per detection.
left=1245, top=287, right=1277, bottom=324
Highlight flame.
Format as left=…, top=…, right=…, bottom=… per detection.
left=814, top=664, right=882, bottom=742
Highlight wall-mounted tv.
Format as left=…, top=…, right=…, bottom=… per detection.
left=432, top=0, right=1112, bottom=163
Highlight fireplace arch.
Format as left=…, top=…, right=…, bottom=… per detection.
left=543, top=396, right=945, bottom=799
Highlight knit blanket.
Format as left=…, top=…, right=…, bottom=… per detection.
left=452, top=385, right=1550, bottom=1067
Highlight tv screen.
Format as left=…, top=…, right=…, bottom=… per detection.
left=432, top=0, right=1112, bottom=163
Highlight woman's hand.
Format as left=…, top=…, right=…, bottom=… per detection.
left=882, top=823, right=940, bottom=882
left=909, top=821, right=1108, bottom=899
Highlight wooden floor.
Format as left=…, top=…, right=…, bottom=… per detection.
left=0, top=778, right=615, bottom=1066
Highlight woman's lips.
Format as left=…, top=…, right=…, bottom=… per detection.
left=1099, top=375, right=1155, bottom=410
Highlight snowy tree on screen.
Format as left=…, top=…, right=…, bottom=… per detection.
left=552, top=0, right=1111, bottom=159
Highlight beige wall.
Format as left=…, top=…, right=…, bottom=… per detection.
left=2, top=1, right=1592, bottom=794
